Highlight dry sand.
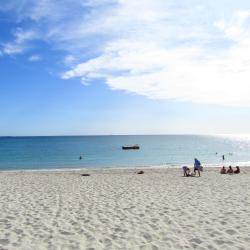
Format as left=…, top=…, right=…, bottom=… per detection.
left=0, top=167, right=249, bottom=250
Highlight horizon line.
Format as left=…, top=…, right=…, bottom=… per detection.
left=0, top=133, right=247, bottom=137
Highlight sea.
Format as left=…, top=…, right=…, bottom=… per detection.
left=0, top=135, right=250, bottom=171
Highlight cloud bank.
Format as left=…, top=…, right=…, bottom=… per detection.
left=2, top=0, right=250, bottom=106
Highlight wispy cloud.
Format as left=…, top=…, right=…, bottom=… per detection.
left=28, top=54, right=41, bottom=61
left=63, top=55, right=76, bottom=65
left=2, top=0, right=250, bottom=106
left=2, top=43, right=24, bottom=55
left=2, top=28, right=38, bottom=55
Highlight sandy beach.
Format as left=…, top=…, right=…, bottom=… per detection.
left=0, top=167, right=249, bottom=250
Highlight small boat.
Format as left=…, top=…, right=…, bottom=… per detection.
left=122, top=144, right=140, bottom=150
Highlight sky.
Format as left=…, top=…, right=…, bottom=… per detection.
left=1, top=0, right=250, bottom=135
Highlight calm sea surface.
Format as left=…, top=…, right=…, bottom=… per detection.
left=0, top=135, right=250, bottom=171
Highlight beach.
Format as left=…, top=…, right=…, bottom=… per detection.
left=0, top=167, right=249, bottom=250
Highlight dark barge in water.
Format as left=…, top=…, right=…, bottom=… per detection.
left=122, top=145, right=140, bottom=150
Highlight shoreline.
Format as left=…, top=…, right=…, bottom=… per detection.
left=0, top=163, right=250, bottom=174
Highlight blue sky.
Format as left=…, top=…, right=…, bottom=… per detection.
left=1, top=0, right=250, bottom=135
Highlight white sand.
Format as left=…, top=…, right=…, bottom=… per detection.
left=0, top=168, right=249, bottom=250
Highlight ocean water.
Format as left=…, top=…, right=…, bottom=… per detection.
left=0, top=135, right=250, bottom=171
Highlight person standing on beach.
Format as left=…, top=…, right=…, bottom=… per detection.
left=194, top=158, right=201, bottom=177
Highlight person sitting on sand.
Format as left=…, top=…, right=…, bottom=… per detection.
left=220, top=166, right=227, bottom=174
left=182, top=166, right=190, bottom=177
left=227, top=166, right=234, bottom=174
left=194, top=158, right=201, bottom=177
left=234, top=166, right=240, bottom=174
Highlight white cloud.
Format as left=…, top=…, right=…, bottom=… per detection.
left=214, top=20, right=225, bottom=30
left=223, top=11, right=250, bottom=41
left=61, top=3, right=250, bottom=107
left=62, top=39, right=250, bottom=107
left=2, top=28, right=38, bottom=55
left=2, top=43, right=24, bottom=55
left=28, top=54, right=41, bottom=61
left=63, top=55, right=76, bottom=65
left=3, top=1, right=250, bottom=106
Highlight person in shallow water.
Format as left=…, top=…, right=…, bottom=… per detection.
left=194, top=158, right=201, bottom=177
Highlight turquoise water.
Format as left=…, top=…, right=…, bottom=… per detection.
left=0, top=135, right=250, bottom=170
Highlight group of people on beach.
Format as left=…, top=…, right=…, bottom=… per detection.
left=220, top=166, right=240, bottom=174
left=183, top=158, right=203, bottom=177
left=183, top=158, right=241, bottom=177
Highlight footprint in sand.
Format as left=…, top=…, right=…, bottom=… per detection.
left=225, top=229, right=237, bottom=235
